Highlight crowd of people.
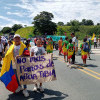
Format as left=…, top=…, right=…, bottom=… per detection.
left=58, top=33, right=93, bottom=67
left=0, top=33, right=100, bottom=97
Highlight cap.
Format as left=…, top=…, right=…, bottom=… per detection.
left=14, top=34, right=20, bottom=38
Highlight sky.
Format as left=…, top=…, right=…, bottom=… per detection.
left=0, top=0, right=100, bottom=30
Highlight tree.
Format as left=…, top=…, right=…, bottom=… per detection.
left=12, top=24, right=23, bottom=32
left=1, top=27, right=12, bottom=34
left=81, top=19, right=87, bottom=25
left=97, top=23, right=100, bottom=25
left=57, top=22, right=64, bottom=26
left=66, top=22, right=71, bottom=26
left=81, top=19, right=94, bottom=26
left=69, top=20, right=80, bottom=33
left=32, top=11, right=57, bottom=35
left=86, top=20, right=94, bottom=26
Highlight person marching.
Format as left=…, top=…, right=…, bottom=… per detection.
left=98, top=36, right=100, bottom=46
left=13, top=34, right=30, bottom=97
left=31, top=39, right=46, bottom=92
left=58, top=37, right=63, bottom=55
left=46, top=37, right=53, bottom=54
left=0, top=34, right=30, bottom=97
left=75, top=37, right=78, bottom=55
left=93, top=36, right=98, bottom=49
left=34, top=37, right=38, bottom=46
left=67, top=39, right=75, bottom=67
left=62, top=37, right=69, bottom=62
left=43, top=37, right=47, bottom=50
left=25, top=39, right=31, bottom=51
left=5, top=40, right=13, bottom=54
left=71, top=33, right=76, bottom=64
left=0, top=36, right=4, bottom=66
left=86, top=36, right=92, bottom=60
left=80, top=38, right=89, bottom=66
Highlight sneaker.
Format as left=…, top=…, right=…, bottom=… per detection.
left=67, top=62, right=69, bottom=67
left=69, top=64, right=72, bottom=68
left=89, top=57, right=92, bottom=60
left=39, top=86, right=44, bottom=92
left=33, top=85, right=38, bottom=92
left=15, top=86, right=23, bottom=93
left=23, top=90, right=29, bottom=97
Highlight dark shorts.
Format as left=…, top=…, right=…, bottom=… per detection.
left=0, top=52, right=2, bottom=56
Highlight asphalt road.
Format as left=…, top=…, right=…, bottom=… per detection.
left=0, top=45, right=100, bottom=100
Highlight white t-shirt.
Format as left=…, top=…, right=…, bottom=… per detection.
left=72, top=37, right=76, bottom=47
left=72, top=37, right=76, bottom=43
left=31, top=46, right=45, bottom=56
left=13, top=45, right=21, bottom=69
left=0, top=43, right=4, bottom=52
left=13, top=45, right=21, bottom=57
left=94, top=37, right=97, bottom=42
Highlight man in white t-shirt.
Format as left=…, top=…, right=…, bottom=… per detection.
left=31, top=39, right=45, bottom=92
left=71, top=33, right=76, bottom=64
left=93, top=36, right=97, bottom=49
left=13, top=34, right=29, bottom=97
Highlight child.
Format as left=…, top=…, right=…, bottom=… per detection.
left=67, top=39, right=75, bottom=67
left=46, top=38, right=53, bottom=54
left=62, top=37, right=69, bottom=62
left=25, top=40, right=31, bottom=51
left=80, top=38, right=89, bottom=66
left=31, top=39, right=45, bottom=92
left=58, top=37, right=63, bottom=55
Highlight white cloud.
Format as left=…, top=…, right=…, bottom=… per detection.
left=7, top=12, right=26, bottom=17
left=0, top=15, right=32, bottom=29
left=6, top=0, right=100, bottom=25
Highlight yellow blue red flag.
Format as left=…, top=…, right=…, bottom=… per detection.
left=0, top=42, right=30, bottom=92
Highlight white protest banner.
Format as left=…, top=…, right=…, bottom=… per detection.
left=15, top=54, right=56, bottom=85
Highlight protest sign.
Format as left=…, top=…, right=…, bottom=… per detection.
left=15, top=54, right=56, bottom=85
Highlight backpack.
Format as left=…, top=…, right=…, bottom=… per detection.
left=83, top=42, right=89, bottom=52
left=69, top=45, right=74, bottom=52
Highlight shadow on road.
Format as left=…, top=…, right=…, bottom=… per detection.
left=86, top=64, right=98, bottom=67
left=77, top=64, right=98, bottom=68
left=53, top=57, right=58, bottom=60
left=87, top=58, right=96, bottom=61
left=7, top=89, right=68, bottom=100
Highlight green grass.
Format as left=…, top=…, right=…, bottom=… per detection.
left=15, top=26, right=34, bottom=39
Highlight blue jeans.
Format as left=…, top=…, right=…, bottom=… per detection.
left=14, top=69, right=27, bottom=89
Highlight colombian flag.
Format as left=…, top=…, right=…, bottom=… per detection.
left=0, top=42, right=30, bottom=93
